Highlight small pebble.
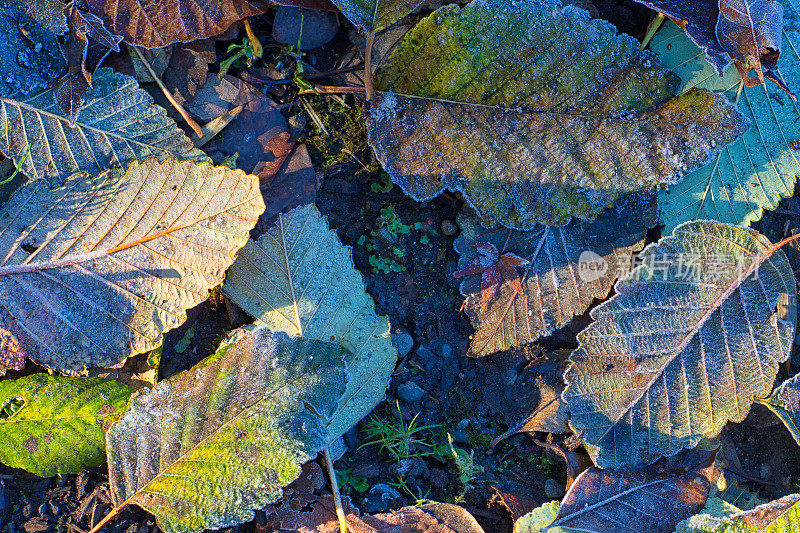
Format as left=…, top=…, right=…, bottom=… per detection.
left=441, top=219, right=458, bottom=236
left=456, top=418, right=470, bottom=430
left=391, top=331, right=414, bottom=357
left=440, top=344, right=453, bottom=358
left=545, top=478, right=564, bottom=499
left=397, top=381, right=425, bottom=404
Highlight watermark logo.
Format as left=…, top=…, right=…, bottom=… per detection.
left=578, top=250, right=608, bottom=282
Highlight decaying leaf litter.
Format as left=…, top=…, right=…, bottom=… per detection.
left=5, top=0, right=800, bottom=532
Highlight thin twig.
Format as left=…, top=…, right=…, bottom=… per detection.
left=324, top=447, right=348, bottom=533
left=298, top=85, right=366, bottom=96
left=364, top=31, right=375, bottom=101
left=192, top=103, right=246, bottom=148
left=242, top=65, right=364, bottom=86
left=132, top=47, right=203, bottom=138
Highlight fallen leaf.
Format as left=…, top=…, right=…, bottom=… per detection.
left=329, top=0, right=424, bottom=32
left=81, top=0, right=272, bottom=48
left=223, top=204, right=397, bottom=440
left=564, top=221, right=797, bottom=468
left=368, top=0, right=748, bottom=229
left=127, top=44, right=173, bottom=83
left=0, top=68, right=208, bottom=184
left=0, top=374, right=133, bottom=477
left=519, top=450, right=717, bottom=533
left=256, top=144, right=319, bottom=233
left=454, top=192, right=654, bottom=357
left=362, top=503, right=486, bottom=533
left=677, top=493, right=800, bottom=532
left=106, top=326, right=349, bottom=533
left=652, top=18, right=800, bottom=233
left=0, top=157, right=264, bottom=373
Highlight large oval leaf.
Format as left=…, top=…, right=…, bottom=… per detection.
left=0, top=157, right=264, bottom=373
left=0, top=68, right=208, bottom=184
left=223, top=204, right=396, bottom=439
left=0, top=374, right=133, bottom=477
left=564, top=221, right=797, bottom=467
left=651, top=18, right=800, bottom=233
left=454, top=192, right=654, bottom=357
left=678, top=494, right=800, bottom=532
left=106, top=326, right=348, bottom=533
left=517, top=451, right=716, bottom=533
left=367, top=0, right=747, bottom=229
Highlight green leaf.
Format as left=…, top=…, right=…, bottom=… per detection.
left=0, top=157, right=265, bottom=373
left=514, top=501, right=566, bottom=533
left=651, top=18, right=800, bottom=233
left=367, top=0, right=747, bottom=229
left=454, top=192, right=653, bottom=357
left=564, top=221, right=797, bottom=467
left=330, top=0, right=424, bottom=31
left=0, top=374, right=133, bottom=477
left=223, top=204, right=396, bottom=439
left=106, top=326, right=348, bottom=533
left=0, top=68, right=208, bottom=184
left=538, top=451, right=716, bottom=533
left=677, top=494, right=800, bottom=532
left=759, top=372, right=800, bottom=446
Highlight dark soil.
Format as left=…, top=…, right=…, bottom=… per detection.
left=3, top=2, right=800, bottom=533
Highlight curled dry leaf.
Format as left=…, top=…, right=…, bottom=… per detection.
left=0, top=157, right=264, bottom=373
left=454, top=192, right=654, bottom=357
left=652, top=18, right=800, bottom=233
left=368, top=0, right=747, bottom=229
left=106, top=326, right=348, bottom=533
left=564, top=221, right=797, bottom=468
left=0, top=374, right=133, bottom=477
left=0, top=68, right=208, bottom=184
left=759, top=373, right=800, bottom=446
left=80, top=0, right=272, bottom=48
left=677, top=493, right=800, bottom=532
left=517, top=450, right=717, bottom=533
left=223, top=204, right=397, bottom=440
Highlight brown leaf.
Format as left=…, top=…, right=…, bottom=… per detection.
left=363, top=503, right=486, bottom=533
left=80, top=0, right=272, bottom=48
left=161, top=41, right=216, bottom=104
left=491, top=486, right=538, bottom=524
left=547, top=450, right=718, bottom=533
left=532, top=440, right=593, bottom=489
left=257, top=143, right=319, bottom=232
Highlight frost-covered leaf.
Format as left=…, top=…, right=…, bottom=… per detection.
left=0, top=68, right=208, bottom=184
left=760, top=373, right=800, bottom=446
left=535, top=451, right=716, bottom=533
left=223, top=204, right=396, bottom=440
left=454, top=192, right=654, bottom=357
left=107, top=326, right=348, bottom=533
left=330, top=0, right=424, bottom=31
left=677, top=494, right=800, bottom=532
left=0, top=157, right=264, bottom=373
left=367, top=0, right=747, bottom=229
left=514, top=501, right=562, bottom=533
left=0, top=374, right=133, bottom=477
left=81, top=0, right=272, bottom=48
left=0, top=0, right=67, bottom=99
left=564, top=221, right=797, bottom=468
left=652, top=18, right=800, bottom=233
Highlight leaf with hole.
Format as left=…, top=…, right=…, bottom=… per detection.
left=0, top=374, right=133, bottom=477
left=105, top=326, right=348, bottom=533
left=677, top=493, right=800, bottom=532
left=367, top=0, right=748, bottom=229
left=564, top=221, right=797, bottom=468
left=223, top=204, right=396, bottom=440
left=453, top=192, right=654, bottom=357
left=0, top=68, right=208, bottom=184
left=651, top=17, right=800, bottom=234
left=0, top=157, right=264, bottom=373
left=516, top=451, right=717, bottom=533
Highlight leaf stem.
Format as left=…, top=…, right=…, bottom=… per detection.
left=324, top=447, right=348, bottom=533
left=0, top=143, right=30, bottom=185
left=87, top=503, right=124, bottom=533
left=364, top=31, right=375, bottom=101
left=132, top=47, right=204, bottom=138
